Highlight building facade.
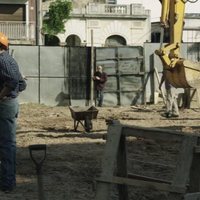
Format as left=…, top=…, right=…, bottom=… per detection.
left=0, top=0, right=36, bottom=44
left=43, top=2, right=151, bottom=47
left=183, top=13, right=200, bottom=42
left=151, top=13, right=200, bottom=43
left=0, top=1, right=200, bottom=46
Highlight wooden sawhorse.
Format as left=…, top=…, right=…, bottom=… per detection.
left=95, top=120, right=200, bottom=200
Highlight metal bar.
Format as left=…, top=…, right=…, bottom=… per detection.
left=154, top=67, right=166, bottom=105
left=160, top=26, right=164, bottom=49
left=116, top=48, right=121, bottom=106
left=97, top=176, right=186, bottom=194
left=38, top=46, right=41, bottom=104
left=90, top=29, right=94, bottom=106
left=127, top=173, right=171, bottom=184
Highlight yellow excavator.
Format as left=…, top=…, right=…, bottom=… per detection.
left=155, top=0, right=200, bottom=88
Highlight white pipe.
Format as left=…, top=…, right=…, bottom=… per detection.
left=26, top=1, right=29, bottom=40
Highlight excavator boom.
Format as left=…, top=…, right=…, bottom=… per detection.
left=155, top=0, right=200, bottom=88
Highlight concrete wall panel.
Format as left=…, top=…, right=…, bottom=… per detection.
left=96, top=60, right=117, bottom=74
left=119, top=60, right=143, bottom=74
left=103, top=93, right=118, bottom=106
left=120, top=76, right=143, bottom=91
left=10, top=46, right=39, bottom=76
left=118, top=46, right=143, bottom=58
left=40, top=78, right=69, bottom=106
left=105, top=77, right=118, bottom=91
left=96, top=46, right=144, bottom=106
left=18, top=78, right=39, bottom=104
left=121, top=92, right=143, bottom=105
left=40, top=47, right=66, bottom=77
left=96, top=48, right=116, bottom=59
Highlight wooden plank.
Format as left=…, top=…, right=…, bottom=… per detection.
left=194, top=146, right=200, bottom=154
left=196, top=89, right=200, bottom=108
left=122, top=126, right=184, bottom=141
left=189, top=89, right=197, bottom=109
left=121, top=124, right=200, bottom=141
left=95, top=121, right=200, bottom=200
left=172, top=136, right=198, bottom=188
left=117, top=134, right=129, bottom=200
left=95, top=122, right=123, bottom=200
left=188, top=150, right=200, bottom=192
left=127, top=173, right=171, bottom=184
left=96, top=176, right=186, bottom=194
left=128, top=158, right=175, bottom=169
left=184, top=192, right=200, bottom=200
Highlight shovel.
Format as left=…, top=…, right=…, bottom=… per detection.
left=29, top=144, right=47, bottom=200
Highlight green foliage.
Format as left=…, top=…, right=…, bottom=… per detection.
left=42, top=0, right=72, bottom=35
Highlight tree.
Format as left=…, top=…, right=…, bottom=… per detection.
left=42, top=0, right=72, bottom=36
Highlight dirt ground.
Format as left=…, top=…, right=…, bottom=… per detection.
left=1, top=102, right=200, bottom=200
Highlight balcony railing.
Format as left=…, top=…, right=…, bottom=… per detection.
left=104, top=5, right=128, bottom=14
left=43, top=2, right=150, bottom=16
left=73, top=3, right=150, bottom=16
left=0, top=21, right=35, bottom=42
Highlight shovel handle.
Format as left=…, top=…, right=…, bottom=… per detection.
left=29, top=144, right=47, bottom=151
left=29, top=144, right=47, bottom=170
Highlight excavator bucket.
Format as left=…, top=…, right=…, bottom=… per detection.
left=165, top=59, right=200, bottom=88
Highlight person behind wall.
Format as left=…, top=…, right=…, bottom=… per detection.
left=0, top=32, right=27, bottom=192
left=159, top=70, right=179, bottom=118
left=93, top=65, right=107, bottom=107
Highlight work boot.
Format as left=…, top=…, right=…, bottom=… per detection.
left=161, top=112, right=172, bottom=118
left=0, top=185, right=15, bottom=193
left=171, top=113, right=179, bottom=117
left=166, top=113, right=172, bottom=118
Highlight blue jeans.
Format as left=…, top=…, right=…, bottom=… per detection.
left=0, top=98, right=18, bottom=189
left=96, top=90, right=104, bottom=107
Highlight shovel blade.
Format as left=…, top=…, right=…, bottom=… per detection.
left=165, top=59, right=200, bottom=88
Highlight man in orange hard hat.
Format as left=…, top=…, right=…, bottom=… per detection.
left=0, top=32, right=26, bottom=192
left=0, top=32, right=9, bottom=50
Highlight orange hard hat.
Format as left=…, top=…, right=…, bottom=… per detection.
left=0, top=32, right=9, bottom=49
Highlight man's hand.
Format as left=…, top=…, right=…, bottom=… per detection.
left=94, top=76, right=100, bottom=80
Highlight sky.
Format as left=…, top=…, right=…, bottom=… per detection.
left=117, top=0, right=200, bottom=22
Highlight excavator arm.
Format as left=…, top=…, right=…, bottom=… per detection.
left=155, top=0, right=200, bottom=88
